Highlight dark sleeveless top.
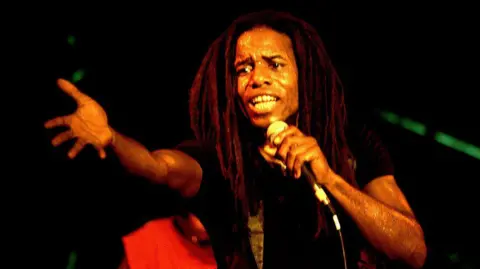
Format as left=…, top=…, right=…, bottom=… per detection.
left=177, top=125, right=395, bottom=269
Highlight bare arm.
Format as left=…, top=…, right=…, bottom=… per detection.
left=45, top=78, right=202, bottom=198
left=108, top=130, right=202, bottom=198
left=324, top=174, right=427, bottom=268
left=269, top=125, right=427, bottom=268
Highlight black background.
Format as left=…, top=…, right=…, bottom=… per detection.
left=10, top=2, right=479, bottom=268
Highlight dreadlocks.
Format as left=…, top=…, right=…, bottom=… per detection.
left=189, top=9, right=355, bottom=246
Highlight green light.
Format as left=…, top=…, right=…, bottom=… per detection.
left=448, top=252, right=460, bottom=263
left=399, top=117, right=426, bottom=136
left=379, top=111, right=400, bottom=124
left=72, top=69, right=85, bottom=83
left=66, top=251, right=77, bottom=269
left=434, top=132, right=480, bottom=160
left=378, top=110, right=480, bottom=160
left=379, top=111, right=426, bottom=136
left=67, top=35, right=76, bottom=47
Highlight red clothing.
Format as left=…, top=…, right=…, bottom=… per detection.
left=122, top=217, right=217, bottom=269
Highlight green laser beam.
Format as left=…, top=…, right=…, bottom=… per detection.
left=434, top=132, right=480, bottom=160
left=379, top=110, right=480, bottom=160
left=379, top=111, right=426, bottom=136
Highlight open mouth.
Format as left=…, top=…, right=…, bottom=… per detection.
left=248, top=95, right=279, bottom=113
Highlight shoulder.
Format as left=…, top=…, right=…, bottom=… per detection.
left=175, top=139, right=229, bottom=206
left=346, top=122, right=395, bottom=188
left=175, top=139, right=217, bottom=166
left=175, top=139, right=213, bottom=158
left=174, top=139, right=223, bottom=179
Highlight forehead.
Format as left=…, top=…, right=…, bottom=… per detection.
left=235, top=26, right=294, bottom=59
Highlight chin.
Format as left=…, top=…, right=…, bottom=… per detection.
left=249, top=114, right=284, bottom=129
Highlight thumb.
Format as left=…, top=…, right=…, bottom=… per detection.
left=57, top=78, right=90, bottom=105
left=262, top=143, right=278, bottom=157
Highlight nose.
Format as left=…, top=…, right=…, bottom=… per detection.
left=250, top=65, right=271, bottom=89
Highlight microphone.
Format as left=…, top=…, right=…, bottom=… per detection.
left=266, top=121, right=347, bottom=269
left=266, top=121, right=340, bottom=229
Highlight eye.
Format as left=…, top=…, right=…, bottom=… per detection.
left=236, top=65, right=253, bottom=75
left=270, top=62, right=284, bottom=69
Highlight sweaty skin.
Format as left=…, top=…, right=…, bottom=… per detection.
left=235, top=26, right=299, bottom=129
left=235, top=26, right=426, bottom=268
left=45, top=24, right=426, bottom=268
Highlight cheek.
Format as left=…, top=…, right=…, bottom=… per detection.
left=291, top=88, right=299, bottom=110
left=279, top=75, right=298, bottom=98
left=237, top=77, right=249, bottom=99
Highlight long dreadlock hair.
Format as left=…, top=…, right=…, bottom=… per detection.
left=189, top=9, right=356, bottom=251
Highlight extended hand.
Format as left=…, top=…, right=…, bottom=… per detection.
left=271, top=125, right=332, bottom=184
left=44, top=79, right=113, bottom=159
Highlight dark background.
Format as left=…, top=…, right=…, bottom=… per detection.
left=13, top=2, right=479, bottom=268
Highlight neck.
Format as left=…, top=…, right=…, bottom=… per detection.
left=285, top=113, right=299, bottom=126
left=246, top=126, right=268, bottom=147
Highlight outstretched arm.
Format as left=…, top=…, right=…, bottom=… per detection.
left=45, top=79, right=202, bottom=198
left=110, top=131, right=202, bottom=197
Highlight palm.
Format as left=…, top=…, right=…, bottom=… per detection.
left=45, top=79, right=112, bottom=159
left=73, top=99, right=110, bottom=145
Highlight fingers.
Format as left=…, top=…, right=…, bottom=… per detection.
left=94, top=145, right=107, bottom=159
left=51, top=130, right=74, bottom=146
left=44, top=115, right=71, bottom=129
left=286, top=143, right=312, bottom=177
left=52, top=134, right=107, bottom=159
left=273, top=127, right=319, bottom=178
left=293, top=145, right=319, bottom=179
left=68, top=140, right=87, bottom=159
left=274, top=125, right=306, bottom=162
left=57, top=78, right=89, bottom=105
left=271, top=125, right=304, bottom=146
left=279, top=137, right=317, bottom=178
left=277, top=135, right=312, bottom=162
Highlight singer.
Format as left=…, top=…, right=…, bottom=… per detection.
left=45, top=10, right=426, bottom=268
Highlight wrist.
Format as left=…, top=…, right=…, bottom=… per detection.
left=108, top=127, right=116, bottom=147
left=322, top=169, right=340, bottom=189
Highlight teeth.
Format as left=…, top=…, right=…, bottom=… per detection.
left=253, top=101, right=276, bottom=111
left=251, top=95, right=278, bottom=104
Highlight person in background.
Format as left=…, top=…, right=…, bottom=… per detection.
left=118, top=211, right=216, bottom=269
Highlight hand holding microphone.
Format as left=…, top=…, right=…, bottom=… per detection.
left=266, top=121, right=341, bottom=231
left=265, top=121, right=333, bottom=186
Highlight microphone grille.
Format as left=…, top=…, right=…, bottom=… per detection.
left=266, top=121, right=288, bottom=143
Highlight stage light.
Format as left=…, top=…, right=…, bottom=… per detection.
left=379, top=110, right=480, bottom=160
left=72, top=69, right=85, bottom=83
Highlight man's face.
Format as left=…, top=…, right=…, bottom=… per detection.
left=235, top=26, right=299, bottom=129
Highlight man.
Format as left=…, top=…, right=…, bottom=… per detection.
left=45, top=10, right=426, bottom=268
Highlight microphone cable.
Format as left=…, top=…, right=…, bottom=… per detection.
left=303, top=166, right=348, bottom=269
left=266, top=121, right=347, bottom=269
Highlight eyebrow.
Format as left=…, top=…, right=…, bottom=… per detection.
left=265, top=55, right=285, bottom=61
left=234, top=58, right=252, bottom=68
left=234, top=55, right=286, bottom=68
